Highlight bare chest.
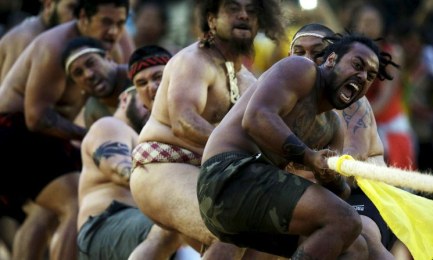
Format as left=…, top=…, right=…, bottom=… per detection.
left=287, top=98, right=338, bottom=149
left=203, top=77, right=232, bottom=124
left=55, top=84, right=87, bottom=120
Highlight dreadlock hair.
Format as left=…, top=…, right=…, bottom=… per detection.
left=322, top=32, right=399, bottom=81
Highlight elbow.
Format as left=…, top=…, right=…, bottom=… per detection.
left=172, top=120, right=187, bottom=139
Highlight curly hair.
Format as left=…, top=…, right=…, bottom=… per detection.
left=197, top=0, right=286, bottom=43
left=322, top=32, right=399, bottom=81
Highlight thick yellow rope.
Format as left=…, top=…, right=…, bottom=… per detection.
left=328, top=155, right=433, bottom=193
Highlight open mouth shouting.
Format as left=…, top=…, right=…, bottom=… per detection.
left=340, top=82, right=360, bottom=104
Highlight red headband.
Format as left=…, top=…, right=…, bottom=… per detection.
left=128, top=56, right=170, bottom=80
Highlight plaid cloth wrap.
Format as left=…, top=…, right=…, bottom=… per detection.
left=132, top=141, right=202, bottom=170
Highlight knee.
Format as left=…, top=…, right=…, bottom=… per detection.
left=343, top=234, right=369, bottom=259
left=333, top=204, right=363, bottom=242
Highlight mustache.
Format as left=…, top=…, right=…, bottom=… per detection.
left=233, top=23, right=251, bottom=30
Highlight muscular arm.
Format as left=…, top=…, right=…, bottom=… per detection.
left=243, top=57, right=317, bottom=164
left=85, top=118, right=137, bottom=187
left=24, top=40, right=87, bottom=140
left=339, top=97, right=385, bottom=162
left=0, top=18, right=43, bottom=83
left=243, top=57, right=348, bottom=196
left=166, top=51, right=216, bottom=146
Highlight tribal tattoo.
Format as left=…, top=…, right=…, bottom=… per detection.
left=341, top=99, right=373, bottom=134
left=93, top=141, right=132, bottom=179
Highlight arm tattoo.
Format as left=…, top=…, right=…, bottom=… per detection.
left=93, top=141, right=132, bottom=179
left=282, top=134, right=307, bottom=164
left=37, top=109, right=87, bottom=140
left=292, top=247, right=316, bottom=260
left=342, top=99, right=372, bottom=134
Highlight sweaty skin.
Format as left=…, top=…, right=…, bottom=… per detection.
left=200, top=40, right=380, bottom=259
left=288, top=27, right=395, bottom=260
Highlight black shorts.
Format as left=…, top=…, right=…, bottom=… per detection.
left=347, top=188, right=396, bottom=249
left=197, top=152, right=312, bottom=258
left=0, top=113, right=81, bottom=221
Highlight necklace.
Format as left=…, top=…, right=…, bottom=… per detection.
left=213, top=45, right=240, bottom=104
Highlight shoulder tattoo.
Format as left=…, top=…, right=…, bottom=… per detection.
left=93, top=141, right=130, bottom=166
left=342, top=99, right=373, bottom=134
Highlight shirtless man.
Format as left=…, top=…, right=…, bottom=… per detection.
left=0, top=0, right=78, bottom=256
left=76, top=45, right=179, bottom=259
left=62, top=35, right=135, bottom=124
left=82, top=44, right=172, bottom=128
left=0, top=0, right=78, bottom=82
left=0, top=1, right=131, bottom=259
left=130, top=0, right=286, bottom=258
left=197, top=34, right=397, bottom=259
left=289, top=23, right=397, bottom=259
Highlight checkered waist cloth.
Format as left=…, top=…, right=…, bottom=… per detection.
left=132, top=141, right=202, bottom=170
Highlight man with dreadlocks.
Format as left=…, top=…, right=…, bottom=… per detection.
left=288, top=23, right=401, bottom=259
left=130, top=0, right=287, bottom=258
left=197, top=33, right=398, bottom=259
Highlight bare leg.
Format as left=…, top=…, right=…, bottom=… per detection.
left=202, top=242, right=245, bottom=260
left=128, top=226, right=182, bottom=260
left=130, top=163, right=245, bottom=259
left=338, top=235, right=368, bottom=260
left=391, top=239, right=412, bottom=260
left=12, top=203, right=58, bottom=260
left=0, top=216, right=19, bottom=254
left=289, top=185, right=363, bottom=259
left=359, top=216, right=394, bottom=260
left=36, top=172, right=80, bottom=260
left=242, top=249, right=288, bottom=260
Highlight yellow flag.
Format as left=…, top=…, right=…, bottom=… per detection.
left=356, top=177, right=433, bottom=260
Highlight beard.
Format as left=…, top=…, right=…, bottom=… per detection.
left=325, top=69, right=352, bottom=110
left=126, top=95, right=149, bottom=133
left=227, top=37, right=255, bottom=57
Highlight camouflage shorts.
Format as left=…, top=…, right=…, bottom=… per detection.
left=197, top=152, right=312, bottom=257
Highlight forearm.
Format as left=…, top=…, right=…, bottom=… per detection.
left=282, top=134, right=309, bottom=164
left=320, top=175, right=351, bottom=200
left=173, top=116, right=214, bottom=146
left=31, top=109, right=87, bottom=140
left=92, top=141, right=131, bottom=187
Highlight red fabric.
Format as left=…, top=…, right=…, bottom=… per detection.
left=385, top=132, right=416, bottom=170
left=132, top=141, right=202, bottom=170
left=365, top=43, right=405, bottom=123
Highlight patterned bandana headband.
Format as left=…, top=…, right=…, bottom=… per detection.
left=128, top=55, right=171, bottom=80
left=65, top=48, right=105, bottom=75
left=290, top=32, right=333, bottom=51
